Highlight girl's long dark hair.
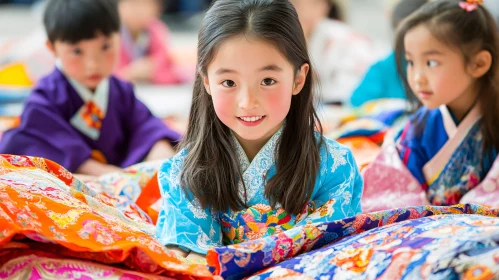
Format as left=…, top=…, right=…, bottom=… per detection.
left=179, top=0, right=322, bottom=215
left=395, top=0, right=499, bottom=155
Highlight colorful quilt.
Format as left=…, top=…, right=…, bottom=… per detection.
left=322, top=99, right=410, bottom=173
left=207, top=204, right=499, bottom=279
left=361, top=138, right=430, bottom=213
left=0, top=155, right=213, bottom=279
left=2, top=154, right=499, bottom=279
left=461, top=156, right=499, bottom=207
left=84, top=159, right=163, bottom=224
left=0, top=254, right=177, bottom=280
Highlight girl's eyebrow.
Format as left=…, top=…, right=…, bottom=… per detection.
left=215, top=64, right=283, bottom=75
left=406, top=50, right=444, bottom=56
left=215, top=68, right=238, bottom=75
left=422, top=50, right=444, bottom=56
left=258, top=64, right=283, bottom=72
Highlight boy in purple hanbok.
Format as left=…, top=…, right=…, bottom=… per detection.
left=0, top=0, right=180, bottom=176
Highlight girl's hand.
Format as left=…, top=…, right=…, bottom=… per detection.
left=76, top=159, right=122, bottom=176
left=73, top=173, right=98, bottom=182
left=124, top=58, right=155, bottom=83
left=145, top=140, right=176, bottom=161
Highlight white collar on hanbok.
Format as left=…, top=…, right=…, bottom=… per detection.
left=422, top=103, right=482, bottom=183
left=439, top=104, right=480, bottom=138
left=56, top=61, right=110, bottom=140
left=231, top=125, right=284, bottom=203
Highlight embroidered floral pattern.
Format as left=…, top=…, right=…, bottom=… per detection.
left=0, top=155, right=212, bottom=278
left=208, top=204, right=499, bottom=279
left=157, top=129, right=362, bottom=255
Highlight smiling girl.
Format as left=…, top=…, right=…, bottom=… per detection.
left=155, top=0, right=363, bottom=262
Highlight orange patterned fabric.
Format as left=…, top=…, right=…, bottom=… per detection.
left=0, top=253, right=177, bottom=280
left=136, top=172, right=162, bottom=224
left=337, top=136, right=381, bottom=170
left=0, top=155, right=213, bottom=279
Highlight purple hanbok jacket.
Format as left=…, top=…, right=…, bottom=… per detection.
left=0, top=68, right=181, bottom=172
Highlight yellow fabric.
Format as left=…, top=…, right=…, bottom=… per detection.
left=0, top=63, right=33, bottom=86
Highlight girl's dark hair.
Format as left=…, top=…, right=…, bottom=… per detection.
left=180, top=0, right=322, bottom=215
left=395, top=0, right=499, bottom=155
left=44, top=0, right=120, bottom=44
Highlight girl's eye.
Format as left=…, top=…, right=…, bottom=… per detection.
left=427, top=60, right=439, bottom=68
left=102, top=43, right=110, bottom=51
left=406, top=60, right=414, bottom=67
left=261, top=78, right=276, bottom=86
left=72, top=48, right=82, bottom=55
left=222, top=80, right=236, bottom=87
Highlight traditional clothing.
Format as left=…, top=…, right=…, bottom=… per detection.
left=0, top=68, right=181, bottom=172
left=208, top=205, right=499, bottom=279
left=116, top=20, right=186, bottom=85
left=397, top=104, right=496, bottom=205
left=0, top=154, right=212, bottom=278
left=362, top=104, right=498, bottom=212
left=308, top=19, right=376, bottom=103
left=156, top=127, right=363, bottom=254
left=349, top=51, right=406, bottom=107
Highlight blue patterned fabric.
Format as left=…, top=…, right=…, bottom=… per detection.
left=155, top=127, right=363, bottom=254
left=397, top=105, right=497, bottom=205
left=207, top=204, right=499, bottom=279
left=350, top=51, right=406, bottom=107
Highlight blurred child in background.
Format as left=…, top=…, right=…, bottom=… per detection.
left=116, top=0, right=188, bottom=84
left=0, top=0, right=181, bottom=176
left=350, top=0, right=428, bottom=107
left=362, top=0, right=499, bottom=210
left=290, top=0, right=375, bottom=104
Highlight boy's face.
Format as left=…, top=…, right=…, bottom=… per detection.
left=47, top=33, right=119, bottom=90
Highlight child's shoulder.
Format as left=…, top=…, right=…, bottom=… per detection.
left=29, top=68, right=73, bottom=106
left=409, top=106, right=442, bottom=124
left=158, top=148, right=188, bottom=191
left=107, top=75, right=141, bottom=109
left=148, top=19, right=170, bottom=35
left=108, top=75, right=135, bottom=95
left=315, top=132, right=355, bottom=168
left=159, top=148, right=188, bottom=174
left=399, top=106, right=444, bottom=144
left=34, top=68, right=67, bottom=94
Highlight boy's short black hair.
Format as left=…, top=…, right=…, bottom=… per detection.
left=44, top=0, right=120, bottom=44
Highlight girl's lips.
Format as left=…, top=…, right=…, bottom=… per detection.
left=418, top=91, right=433, bottom=99
left=237, top=116, right=266, bottom=126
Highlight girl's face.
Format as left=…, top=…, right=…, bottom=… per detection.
left=404, top=24, right=478, bottom=116
left=203, top=36, right=308, bottom=153
left=47, top=33, right=119, bottom=90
